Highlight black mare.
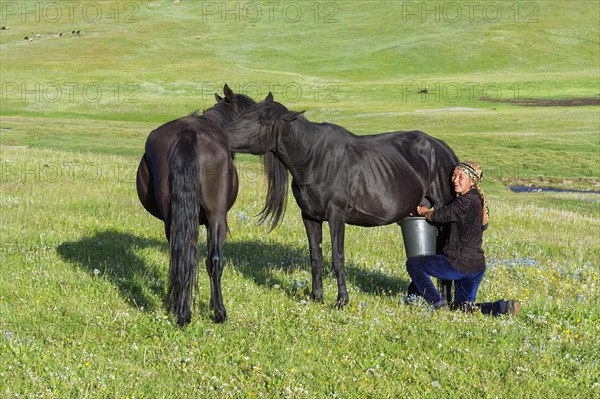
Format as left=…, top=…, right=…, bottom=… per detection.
left=136, top=85, right=255, bottom=325
left=225, top=93, right=458, bottom=308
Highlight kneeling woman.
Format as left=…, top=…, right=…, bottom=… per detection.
left=407, top=161, right=519, bottom=316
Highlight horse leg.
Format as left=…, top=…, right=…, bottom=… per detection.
left=206, top=216, right=227, bottom=323
left=328, top=212, right=349, bottom=308
left=302, top=215, right=324, bottom=302
left=136, top=154, right=162, bottom=220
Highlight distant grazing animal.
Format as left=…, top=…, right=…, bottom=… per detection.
left=136, top=85, right=255, bottom=326
left=225, top=93, right=458, bottom=308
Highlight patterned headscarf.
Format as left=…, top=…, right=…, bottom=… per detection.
left=456, top=161, right=489, bottom=227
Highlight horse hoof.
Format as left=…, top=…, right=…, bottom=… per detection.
left=177, top=314, right=192, bottom=327
left=214, top=310, right=227, bottom=324
left=311, top=292, right=324, bottom=303
left=336, top=296, right=349, bottom=309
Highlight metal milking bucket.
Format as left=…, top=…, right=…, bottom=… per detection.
left=400, top=216, right=438, bottom=257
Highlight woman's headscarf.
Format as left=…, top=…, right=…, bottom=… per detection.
left=456, top=161, right=489, bottom=227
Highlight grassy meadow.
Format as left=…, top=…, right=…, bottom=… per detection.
left=1, top=1, right=599, bottom=398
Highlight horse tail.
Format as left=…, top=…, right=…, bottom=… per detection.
left=167, top=128, right=200, bottom=326
left=258, top=151, right=288, bottom=230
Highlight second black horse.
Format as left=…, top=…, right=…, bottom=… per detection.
left=225, top=93, right=458, bottom=308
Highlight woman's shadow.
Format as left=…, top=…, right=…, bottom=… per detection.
left=57, top=229, right=410, bottom=313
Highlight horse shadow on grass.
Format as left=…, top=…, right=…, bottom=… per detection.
left=56, top=229, right=169, bottom=311
left=225, top=238, right=411, bottom=301
left=56, top=229, right=411, bottom=314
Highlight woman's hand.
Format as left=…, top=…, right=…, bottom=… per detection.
left=416, top=205, right=430, bottom=216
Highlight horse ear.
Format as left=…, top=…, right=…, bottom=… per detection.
left=283, top=110, right=305, bottom=122
left=223, top=84, right=234, bottom=102
left=215, top=93, right=223, bottom=102
left=265, top=92, right=273, bottom=102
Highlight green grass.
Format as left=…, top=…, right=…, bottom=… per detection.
left=1, top=146, right=599, bottom=398
left=1, top=1, right=600, bottom=397
left=2, top=105, right=598, bottom=190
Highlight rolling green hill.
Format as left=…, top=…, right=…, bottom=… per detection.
left=0, top=1, right=599, bottom=187
left=1, top=0, right=598, bottom=120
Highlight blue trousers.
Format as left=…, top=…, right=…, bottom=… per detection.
left=406, top=254, right=508, bottom=315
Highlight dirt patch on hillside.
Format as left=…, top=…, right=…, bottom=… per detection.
left=479, top=96, right=600, bottom=107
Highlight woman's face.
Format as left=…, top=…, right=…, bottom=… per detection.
left=452, top=168, right=473, bottom=195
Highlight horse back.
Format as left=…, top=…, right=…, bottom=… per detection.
left=141, top=116, right=237, bottom=222
left=301, top=129, right=456, bottom=225
left=172, top=117, right=238, bottom=215
left=372, top=130, right=458, bottom=207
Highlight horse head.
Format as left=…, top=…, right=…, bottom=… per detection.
left=207, top=84, right=256, bottom=125
left=225, top=93, right=304, bottom=230
left=225, top=92, right=304, bottom=154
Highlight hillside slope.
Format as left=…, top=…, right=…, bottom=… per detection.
left=1, top=0, right=598, bottom=120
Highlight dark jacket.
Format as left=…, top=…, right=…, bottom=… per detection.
left=430, top=189, right=486, bottom=274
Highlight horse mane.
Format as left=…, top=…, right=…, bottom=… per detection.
left=190, top=93, right=256, bottom=128
left=192, top=106, right=234, bottom=127
left=256, top=105, right=290, bottom=230
left=258, top=151, right=289, bottom=229
left=234, top=93, right=257, bottom=113
left=189, top=109, right=202, bottom=118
